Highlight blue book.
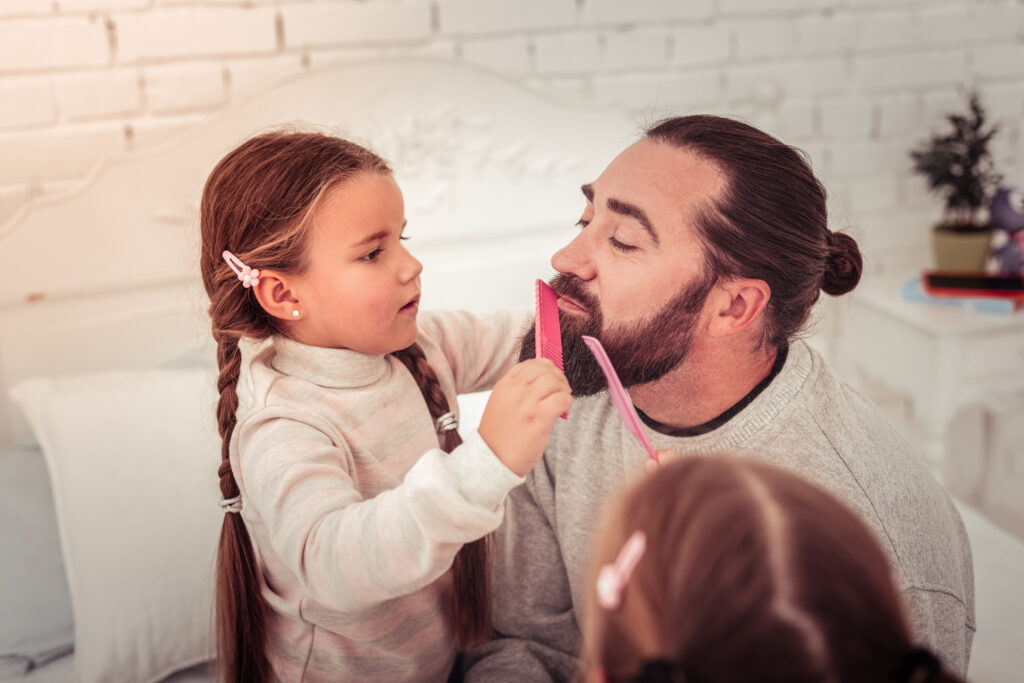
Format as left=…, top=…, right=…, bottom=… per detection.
left=900, top=277, right=1017, bottom=315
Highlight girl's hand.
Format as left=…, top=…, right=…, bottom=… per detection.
left=478, top=358, right=573, bottom=477
left=642, top=449, right=681, bottom=476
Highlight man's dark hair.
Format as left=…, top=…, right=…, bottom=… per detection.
left=646, top=115, right=862, bottom=349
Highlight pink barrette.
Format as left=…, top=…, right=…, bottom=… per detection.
left=222, top=250, right=260, bottom=288
left=596, top=530, right=647, bottom=610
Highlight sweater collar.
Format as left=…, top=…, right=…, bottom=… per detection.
left=644, top=339, right=815, bottom=452
left=268, top=335, right=392, bottom=389
left=637, top=345, right=788, bottom=437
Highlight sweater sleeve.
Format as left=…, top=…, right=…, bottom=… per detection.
left=903, top=585, right=974, bottom=676
left=417, top=309, right=531, bottom=395
left=236, top=408, right=524, bottom=614
left=463, top=456, right=581, bottom=682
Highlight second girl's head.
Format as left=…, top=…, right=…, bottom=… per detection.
left=582, top=456, right=960, bottom=683
left=201, top=129, right=422, bottom=354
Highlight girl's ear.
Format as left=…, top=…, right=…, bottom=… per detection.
left=251, top=270, right=301, bottom=321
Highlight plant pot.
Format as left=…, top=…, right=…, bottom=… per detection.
left=931, top=225, right=994, bottom=272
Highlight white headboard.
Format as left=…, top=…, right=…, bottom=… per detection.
left=0, top=58, right=637, bottom=447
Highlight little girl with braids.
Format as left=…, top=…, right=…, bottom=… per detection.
left=199, top=129, right=572, bottom=683
left=582, top=456, right=965, bottom=683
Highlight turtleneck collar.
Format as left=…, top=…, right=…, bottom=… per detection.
left=268, top=335, right=393, bottom=389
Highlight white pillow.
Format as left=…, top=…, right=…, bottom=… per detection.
left=10, top=369, right=222, bottom=683
left=0, top=443, right=74, bottom=679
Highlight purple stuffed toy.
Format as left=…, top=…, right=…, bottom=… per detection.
left=990, top=186, right=1024, bottom=274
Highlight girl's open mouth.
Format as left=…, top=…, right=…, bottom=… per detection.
left=400, top=297, right=419, bottom=314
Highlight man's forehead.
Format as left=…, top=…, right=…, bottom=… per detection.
left=588, top=139, right=726, bottom=219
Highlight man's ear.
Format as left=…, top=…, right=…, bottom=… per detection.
left=707, top=277, right=771, bottom=339
left=251, top=270, right=301, bottom=322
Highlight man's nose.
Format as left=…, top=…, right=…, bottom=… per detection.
left=551, top=230, right=596, bottom=281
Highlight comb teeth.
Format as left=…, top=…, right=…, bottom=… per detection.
left=536, top=280, right=566, bottom=361
left=536, top=279, right=569, bottom=419
left=543, top=342, right=563, bottom=370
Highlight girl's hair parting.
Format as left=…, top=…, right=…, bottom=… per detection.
left=199, top=129, right=489, bottom=682
left=582, top=456, right=964, bottom=683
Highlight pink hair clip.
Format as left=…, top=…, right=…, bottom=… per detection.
left=596, top=530, right=647, bottom=610
left=222, top=250, right=260, bottom=288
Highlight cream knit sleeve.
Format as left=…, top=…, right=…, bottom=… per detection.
left=235, top=408, right=523, bottom=615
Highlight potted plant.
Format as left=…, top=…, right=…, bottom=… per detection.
left=909, top=89, right=1002, bottom=271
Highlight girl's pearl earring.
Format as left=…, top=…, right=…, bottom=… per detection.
left=292, top=310, right=300, bottom=318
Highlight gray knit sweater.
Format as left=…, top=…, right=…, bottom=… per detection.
left=464, top=339, right=974, bottom=681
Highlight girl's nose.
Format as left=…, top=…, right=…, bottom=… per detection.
left=399, top=243, right=423, bottom=283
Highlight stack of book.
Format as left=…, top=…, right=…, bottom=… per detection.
left=901, top=272, right=1024, bottom=314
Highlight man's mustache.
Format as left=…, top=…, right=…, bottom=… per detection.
left=548, top=274, right=599, bottom=315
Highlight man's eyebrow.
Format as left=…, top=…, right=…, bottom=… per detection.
left=582, top=183, right=659, bottom=244
left=607, top=198, right=658, bottom=244
left=349, top=220, right=407, bottom=248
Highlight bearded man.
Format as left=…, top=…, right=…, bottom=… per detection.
left=463, top=115, right=974, bottom=680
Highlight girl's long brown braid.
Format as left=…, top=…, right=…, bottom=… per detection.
left=393, top=343, right=492, bottom=649
left=214, top=331, right=272, bottom=683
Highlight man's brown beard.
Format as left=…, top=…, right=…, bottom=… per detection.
left=518, top=272, right=716, bottom=396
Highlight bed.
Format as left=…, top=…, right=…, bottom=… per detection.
left=1, top=58, right=1021, bottom=683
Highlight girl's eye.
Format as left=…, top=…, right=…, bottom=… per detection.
left=609, top=236, right=637, bottom=252
left=361, top=248, right=383, bottom=262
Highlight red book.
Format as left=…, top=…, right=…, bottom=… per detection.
left=921, top=271, right=1024, bottom=300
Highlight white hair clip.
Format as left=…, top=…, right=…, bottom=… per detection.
left=436, top=412, right=458, bottom=433
left=596, top=530, right=646, bottom=610
left=219, top=496, right=242, bottom=513
left=222, top=250, right=260, bottom=288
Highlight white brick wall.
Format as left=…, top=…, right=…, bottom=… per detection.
left=819, top=98, right=875, bottom=141
left=0, top=122, right=126, bottom=184
left=855, top=51, right=968, bottom=91
left=582, top=0, right=714, bottom=26
left=462, top=36, right=534, bottom=75
left=59, top=0, right=150, bottom=11
left=115, top=7, right=278, bottom=63
left=533, top=32, right=601, bottom=74
left=437, top=0, right=576, bottom=35
left=0, top=0, right=1021, bottom=279
left=671, top=24, right=731, bottom=67
left=145, top=64, right=228, bottom=115
left=57, top=70, right=142, bottom=120
left=0, top=16, right=109, bottom=72
left=0, top=78, right=55, bottom=129
left=604, top=27, right=672, bottom=70
left=0, top=2, right=58, bottom=18
left=281, top=1, right=431, bottom=48
left=718, top=0, right=836, bottom=17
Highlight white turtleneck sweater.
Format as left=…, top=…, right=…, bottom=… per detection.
left=228, top=309, right=528, bottom=682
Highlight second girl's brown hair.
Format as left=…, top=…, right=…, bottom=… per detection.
left=583, top=457, right=963, bottom=683
left=199, top=129, right=489, bottom=682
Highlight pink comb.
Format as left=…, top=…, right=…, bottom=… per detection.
left=581, top=335, right=658, bottom=461
left=535, top=279, right=567, bottom=419
left=535, top=280, right=564, bottom=370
